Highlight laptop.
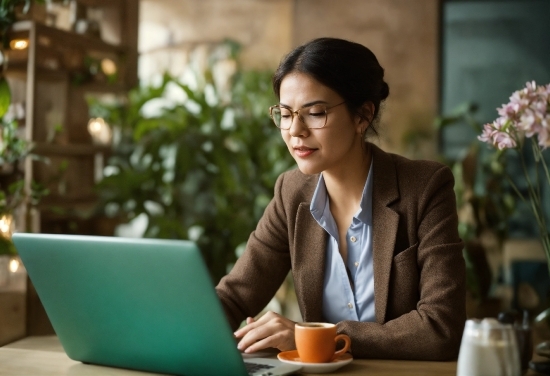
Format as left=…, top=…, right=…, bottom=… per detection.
left=12, top=233, right=301, bottom=376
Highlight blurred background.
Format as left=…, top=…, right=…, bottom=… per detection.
left=0, top=0, right=549, bottom=345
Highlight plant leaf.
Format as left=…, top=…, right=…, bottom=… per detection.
left=0, top=76, right=11, bottom=118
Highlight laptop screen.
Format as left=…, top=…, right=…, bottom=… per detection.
left=13, top=233, right=250, bottom=376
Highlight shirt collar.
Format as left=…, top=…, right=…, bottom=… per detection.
left=310, top=160, right=373, bottom=225
left=354, top=160, right=373, bottom=224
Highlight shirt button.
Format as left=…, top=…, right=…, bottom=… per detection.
left=350, top=236, right=357, bottom=243
left=354, top=261, right=359, bottom=267
left=348, top=303, right=354, bottom=309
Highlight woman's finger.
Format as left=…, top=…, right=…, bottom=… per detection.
left=237, top=313, right=296, bottom=352
left=234, top=311, right=278, bottom=338
left=234, top=317, right=258, bottom=338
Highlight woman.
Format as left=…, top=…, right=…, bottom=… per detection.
left=216, top=37, right=466, bottom=360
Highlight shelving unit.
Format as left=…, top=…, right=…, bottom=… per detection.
left=2, top=0, right=138, bottom=337
left=6, top=0, right=137, bottom=225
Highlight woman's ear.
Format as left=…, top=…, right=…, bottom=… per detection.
left=355, top=102, right=375, bottom=134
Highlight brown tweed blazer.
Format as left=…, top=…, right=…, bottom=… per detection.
left=216, top=143, right=466, bottom=361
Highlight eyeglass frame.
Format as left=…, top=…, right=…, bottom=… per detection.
left=268, top=101, right=346, bottom=130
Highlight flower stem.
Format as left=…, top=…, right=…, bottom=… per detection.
left=534, top=140, right=550, bottom=193
left=517, top=142, right=550, bottom=276
left=517, top=148, right=548, bottom=237
left=505, top=175, right=526, bottom=202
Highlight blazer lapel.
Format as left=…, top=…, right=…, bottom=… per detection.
left=371, top=144, right=400, bottom=324
left=293, top=202, right=327, bottom=322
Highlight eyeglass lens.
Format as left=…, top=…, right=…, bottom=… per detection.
left=271, top=105, right=327, bottom=129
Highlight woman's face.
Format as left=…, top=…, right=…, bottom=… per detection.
left=279, top=72, right=365, bottom=176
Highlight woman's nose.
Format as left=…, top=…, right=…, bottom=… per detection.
left=288, top=114, right=309, bottom=137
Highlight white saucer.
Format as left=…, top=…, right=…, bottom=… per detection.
left=277, top=350, right=353, bottom=374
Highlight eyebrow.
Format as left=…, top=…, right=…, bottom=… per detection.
left=279, top=100, right=329, bottom=109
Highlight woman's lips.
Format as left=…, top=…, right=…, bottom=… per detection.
left=293, top=147, right=317, bottom=158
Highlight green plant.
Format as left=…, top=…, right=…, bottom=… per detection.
left=434, top=103, right=516, bottom=301
left=92, top=67, right=295, bottom=282
left=478, top=81, right=550, bottom=275
left=1, top=59, right=49, bottom=254
left=0, top=118, right=49, bottom=254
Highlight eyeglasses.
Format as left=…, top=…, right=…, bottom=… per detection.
left=269, top=101, right=346, bottom=130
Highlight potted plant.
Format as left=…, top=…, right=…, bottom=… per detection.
left=478, top=81, right=550, bottom=351
left=0, top=59, right=47, bottom=259
left=434, top=104, right=516, bottom=319
left=91, top=52, right=295, bottom=283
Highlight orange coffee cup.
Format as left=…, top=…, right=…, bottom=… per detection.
left=294, top=322, right=351, bottom=363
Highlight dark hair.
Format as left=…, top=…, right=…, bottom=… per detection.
left=273, top=37, right=389, bottom=135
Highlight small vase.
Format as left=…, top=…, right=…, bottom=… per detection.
left=535, top=308, right=550, bottom=342
left=531, top=308, right=550, bottom=374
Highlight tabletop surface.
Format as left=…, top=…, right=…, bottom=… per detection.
left=0, top=336, right=460, bottom=376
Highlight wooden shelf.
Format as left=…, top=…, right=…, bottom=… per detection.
left=5, top=0, right=138, bottom=341
left=6, top=65, right=125, bottom=93
left=39, top=194, right=98, bottom=208
left=5, top=64, right=68, bottom=82
left=76, top=0, right=121, bottom=7
left=32, top=142, right=111, bottom=157
left=10, top=21, right=123, bottom=54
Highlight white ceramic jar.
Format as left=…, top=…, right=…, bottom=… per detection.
left=457, top=318, right=521, bottom=376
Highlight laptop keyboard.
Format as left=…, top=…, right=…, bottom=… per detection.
left=245, top=361, right=276, bottom=376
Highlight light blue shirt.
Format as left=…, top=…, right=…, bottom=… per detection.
left=310, top=163, right=375, bottom=323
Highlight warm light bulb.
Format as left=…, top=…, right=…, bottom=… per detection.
left=0, top=214, right=12, bottom=237
left=9, top=38, right=29, bottom=50
left=88, top=118, right=103, bottom=132
left=87, top=117, right=112, bottom=145
left=101, top=58, right=117, bottom=75
left=9, top=258, right=19, bottom=273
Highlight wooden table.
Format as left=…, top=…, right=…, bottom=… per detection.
left=0, top=336, right=458, bottom=375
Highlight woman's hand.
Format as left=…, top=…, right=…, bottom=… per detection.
left=234, top=311, right=296, bottom=353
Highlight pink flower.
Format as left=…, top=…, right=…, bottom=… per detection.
left=526, top=80, right=538, bottom=94
left=478, top=123, right=496, bottom=143
left=482, top=81, right=550, bottom=149
left=478, top=81, right=550, bottom=265
left=509, top=90, right=530, bottom=112
left=478, top=119, right=518, bottom=150
left=493, top=131, right=517, bottom=150
left=519, top=110, right=539, bottom=136
left=498, top=102, right=518, bottom=118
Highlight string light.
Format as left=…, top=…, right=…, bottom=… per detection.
left=9, top=258, right=19, bottom=273
left=0, top=214, right=13, bottom=238
left=87, top=117, right=112, bottom=145
left=9, top=38, right=29, bottom=50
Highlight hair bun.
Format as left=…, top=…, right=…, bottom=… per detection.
left=379, top=81, right=390, bottom=101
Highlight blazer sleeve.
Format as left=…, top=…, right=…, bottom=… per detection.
left=215, top=173, right=293, bottom=330
left=336, top=165, right=466, bottom=360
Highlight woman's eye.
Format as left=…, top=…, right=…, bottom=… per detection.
left=307, top=106, right=325, bottom=116
left=308, top=111, right=325, bottom=117
left=280, top=109, right=292, bottom=118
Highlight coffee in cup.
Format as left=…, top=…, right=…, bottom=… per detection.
left=294, top=322, right=351, bottom=363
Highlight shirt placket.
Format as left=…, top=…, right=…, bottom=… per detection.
left=346, top=221, right=362, bottom=315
